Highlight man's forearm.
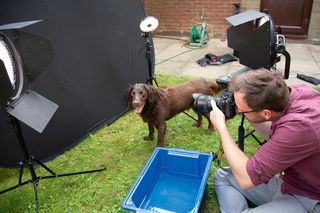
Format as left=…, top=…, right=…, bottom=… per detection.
left=217, top=124, right=255, bottom=189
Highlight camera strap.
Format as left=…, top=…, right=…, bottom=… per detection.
left=237, top=114, right=245, bottom=151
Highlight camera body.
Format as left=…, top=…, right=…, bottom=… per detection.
left=193, top=90, right=237, bottom=119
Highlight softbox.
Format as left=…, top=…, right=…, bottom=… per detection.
left=226, top=10, right=290, bottom=78
left=0, top=0, right=154, bottom=167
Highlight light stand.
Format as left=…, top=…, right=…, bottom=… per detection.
left=235, top=114, right=265, bottom=151
left=1, top=114, right=106, bottom=212
left=0, top=91, right=106, bottom=213
left=219, top=10, right=292, bottom=151
left=142, top=32, right=158, bottom=86
left=140, top=16, right=159, bottom=86
left=0, top=21, right=105, bottom=212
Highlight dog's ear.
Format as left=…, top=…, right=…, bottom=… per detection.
left=123, top=85, right=134, bottom=110
left=144, top=84, right=157, bottom=104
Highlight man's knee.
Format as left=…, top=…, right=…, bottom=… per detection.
left=214, top=168, right=233, bottom=186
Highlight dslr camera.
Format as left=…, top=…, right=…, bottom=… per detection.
left=193, top=90, right=237, bottom=119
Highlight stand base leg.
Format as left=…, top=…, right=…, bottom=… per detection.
left=33, top=182, right=39, bottom=213
left=0, top=164, right=106, bottom=213
left=235, top=129, right=266, bottom=147
left=0, top=167, right=106, bottom=194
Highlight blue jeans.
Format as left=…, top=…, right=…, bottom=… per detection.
left=214, top=168, right=320, bottom=213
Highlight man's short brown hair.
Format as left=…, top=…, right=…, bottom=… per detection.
left=228, top=68, right=290, bottom=112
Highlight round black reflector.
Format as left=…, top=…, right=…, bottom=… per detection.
left=0, top=0, right=153, bottom=167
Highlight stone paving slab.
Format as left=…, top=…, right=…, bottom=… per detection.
left=153, top=37, right=320, bottom=86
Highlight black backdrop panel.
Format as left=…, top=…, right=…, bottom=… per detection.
left=0, top=0, right=153, bottom=166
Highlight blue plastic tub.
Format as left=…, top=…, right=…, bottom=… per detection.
left=121, top=147, right=214, bottom=213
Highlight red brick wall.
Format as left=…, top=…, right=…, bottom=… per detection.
left=141, top=0, right=241, bottom=39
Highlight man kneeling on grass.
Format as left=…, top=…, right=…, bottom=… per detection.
left=209, top=68, right=320, bottom=213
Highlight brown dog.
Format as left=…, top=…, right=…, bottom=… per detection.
left=123, top=79, right=221, bottom=146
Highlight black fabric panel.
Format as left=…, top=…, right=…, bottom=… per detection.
left=0, top=0, right=153, bottom=166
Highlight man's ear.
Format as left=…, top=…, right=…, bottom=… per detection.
left=262, top=109, right=273, bottom=120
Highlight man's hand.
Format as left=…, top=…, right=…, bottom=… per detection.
left=209, top=100, right=226, bottom=132
left=209, top=100, right=254, bottom=189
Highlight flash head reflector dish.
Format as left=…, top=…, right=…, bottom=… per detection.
left=140, top=16, right=159, bottom=32
left=0, top=32, right=25, bottom=102
left=0, top=38, right=15, bottom=89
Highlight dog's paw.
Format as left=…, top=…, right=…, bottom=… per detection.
left=157, top=140, right=164, bottom=147
left=192, top=122, right=202, bottom=128
left=143, top=135, right=154, bottom=141
left=206, top=129, right=214, bottom=135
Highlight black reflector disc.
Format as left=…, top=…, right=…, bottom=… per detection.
left=0, top=0, right=153, bottom=167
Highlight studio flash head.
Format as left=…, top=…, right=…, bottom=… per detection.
left=0, top=30, right=25, bottom=107
left=140, top=16, right=159, bottom=33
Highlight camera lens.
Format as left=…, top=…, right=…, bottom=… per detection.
left=193, top=91, right=236, bottom=118
left=193, top=93, right=214, bottom=113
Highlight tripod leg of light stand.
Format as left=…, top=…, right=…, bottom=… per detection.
left=32, top=155, right=106, bottom=179
left=1, top=114, right=106, bottom=212
left=0, top=178, right=31, bottom=194
left=236, top=114, right=267, bottom=150
left=237, top=129, right=266, bottom=147
left=0, top=163, right=105, bottom=213
left=39, top=167, right=106, bottom=180
left=0, top=158, right=40, bottom=195
left=18, top=162, right=24, bottom=184
left=243, top=129, right=265, bottom=146
left=32, top=156, right=57, bottom=175
left=33, top=181, right=39, bottom=213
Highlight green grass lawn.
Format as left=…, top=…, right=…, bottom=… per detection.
left=0, top=74, right=265, bottom=212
